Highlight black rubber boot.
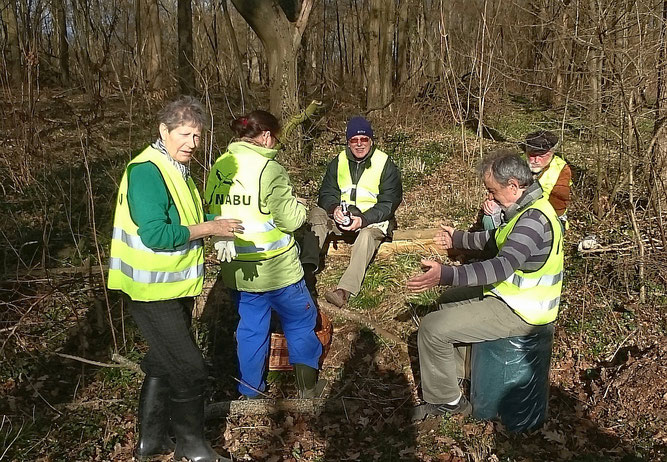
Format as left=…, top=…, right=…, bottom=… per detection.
left=135, top=376, right=175, bottom=460
left=171, top=392, right=229, bottom=462
left=294, top=363, right=327, bottom=399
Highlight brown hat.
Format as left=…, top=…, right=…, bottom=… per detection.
left=522, top=130, right=559, bottom=153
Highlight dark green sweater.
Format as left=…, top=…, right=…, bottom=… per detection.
left=127, top=162, right=213, bottom=250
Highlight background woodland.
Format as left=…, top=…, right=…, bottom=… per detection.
left=1, top=0, right=666, bottom=461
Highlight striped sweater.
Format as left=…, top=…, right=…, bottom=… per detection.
left=440, top=183, right=555, bottom=286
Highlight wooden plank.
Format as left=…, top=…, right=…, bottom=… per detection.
left=326, top=228, right=443, bottom=257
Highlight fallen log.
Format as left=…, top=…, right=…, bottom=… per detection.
left=206, top=397, right=335, bottom=419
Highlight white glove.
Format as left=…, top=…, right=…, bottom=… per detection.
left=213, top=237, right=237, bottom=262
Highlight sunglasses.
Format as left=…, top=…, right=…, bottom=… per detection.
left=349, top=136, right=370, bottom=144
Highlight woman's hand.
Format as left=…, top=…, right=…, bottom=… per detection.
left=210, top=218, right=243, bottom=238
left=187, top=219, right=243, bottom=241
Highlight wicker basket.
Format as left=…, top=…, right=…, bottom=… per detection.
left=268, top=310, right=333, bottom=371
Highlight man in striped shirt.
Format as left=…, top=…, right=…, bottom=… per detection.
left=408, top=150, right=564, bottom=420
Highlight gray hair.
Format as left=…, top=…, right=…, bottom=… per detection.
left=477, top=150, right=534, bottom=187
left=157, top=96, right=208, bottom=131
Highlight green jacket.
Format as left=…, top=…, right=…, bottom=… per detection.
left=205, top=141, right=307, bottom=292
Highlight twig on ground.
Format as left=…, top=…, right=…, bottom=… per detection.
left=57, top=353, right=124, bottom=369
left=111, top=354, right=144, bottom=375
left=55, top=352, right=144, bottom=376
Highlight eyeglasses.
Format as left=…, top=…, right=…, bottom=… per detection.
left=349, top=136, right=370, bottom=144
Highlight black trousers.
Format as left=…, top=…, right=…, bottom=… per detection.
left=128, top=297, right=207, bottom=396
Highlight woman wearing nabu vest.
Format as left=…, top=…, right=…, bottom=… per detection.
left=107, top=97, right=240, bottom=462
left=205, top=111, right=324, bottom=400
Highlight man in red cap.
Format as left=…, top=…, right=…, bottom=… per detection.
left=301, top=116, right=403, bottom=307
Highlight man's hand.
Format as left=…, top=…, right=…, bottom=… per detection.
left=332, top=205, right=347, bottom=224
left=434, top=224, right=455, bottom=250
left=482, top=199, right=500, bottom=216
left=407, top=259, right=442, bottom=293
left=339, top=215, right=363, bottom=232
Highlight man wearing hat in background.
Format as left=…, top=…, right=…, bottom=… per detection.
left=481, top=130, right=571, bottom=229
left=300, top=116, right=403, bottom=307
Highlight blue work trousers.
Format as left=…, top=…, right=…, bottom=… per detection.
left=235, top=279, right=321, bottom=397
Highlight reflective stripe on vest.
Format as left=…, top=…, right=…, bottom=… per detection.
left=483, top=196, right=564, bottom=325
left=109, top=257, right=203, bottom=284
left=207, top=144, right=294, bottom=262
left=107, top=146, right=205, bottom=301
left=337, top=149, right=388, bottom=213
left=112, top=227, right=203, bottom=255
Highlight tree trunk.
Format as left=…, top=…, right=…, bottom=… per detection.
left=653, top=0, right=667, bottom=204
left=178, top=0, right=195, bottom=95
left=146, top=0, right=162, bottom=90
left=231, top=0, right=314, bottom=120
left=334, top=0, right=344, bottom=81
left=71, top=0, right=97, bottom=96
left=426, top=0, right=439, bottom=79
left=553, top=1, right=571, bottom=106
left=136, top=0, right=163, bottom=90
left=366, top=0, right=381, bottom=108
left=380, top=0, right=394, bottom=105
left=55, top=0, right=70, bottom=86
left=366, top=0, right=394, bottom=110
left=221, top=0, right=249, bottom=99
left=395, top=0, right=410, bottom=87
left=2, top=0, right=21, bottom=83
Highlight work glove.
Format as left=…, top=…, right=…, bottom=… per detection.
left=212, top=237, right=237, bottom=262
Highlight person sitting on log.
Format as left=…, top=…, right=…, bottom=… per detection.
left=300, top=116, right=403, bottom=308
left=407, top=150, right=564, bottom=420
left=480, top=130, right=571, bottom=230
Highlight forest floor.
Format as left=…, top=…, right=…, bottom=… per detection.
left=1, top=92, right=666, bottom=461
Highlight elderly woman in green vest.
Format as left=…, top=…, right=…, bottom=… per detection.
left=205, top=110, right=323, bottom=400
left=108, top=96, right=238, bottom=462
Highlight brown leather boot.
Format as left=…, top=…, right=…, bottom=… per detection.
left=324, top=288, right=349, bottom=308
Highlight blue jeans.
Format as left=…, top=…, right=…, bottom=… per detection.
left=235, top=279, right=321, bottom=396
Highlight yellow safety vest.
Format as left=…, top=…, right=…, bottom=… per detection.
left=107, top=146, right=204, bottom=301
left=337, top=149, right=388, bottom=212
left=337, top=149, right=390, bottom=232
left=207, top=143, right=294, bottom=261
left=483, top=197, right=564, bottom=325
left=537, top=155, right=568, bottom=198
